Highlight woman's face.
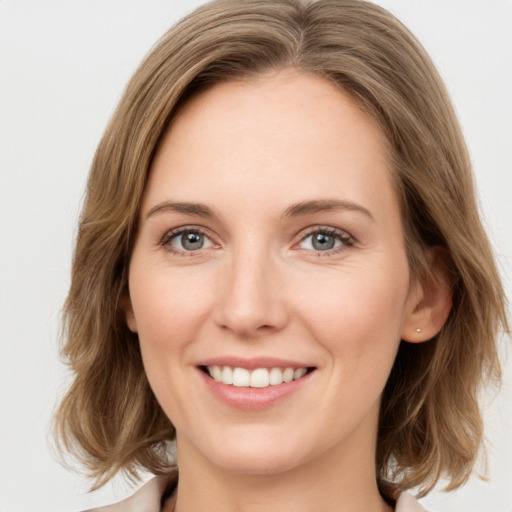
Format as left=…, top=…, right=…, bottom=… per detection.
left=125, top=69, right=422, bottom=476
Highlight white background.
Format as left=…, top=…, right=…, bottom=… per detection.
left=0, top=1, right=511, bottom=511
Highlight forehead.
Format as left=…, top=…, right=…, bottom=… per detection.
left=163, top=69, right=389, bottom=162
left=144, top=69, right=397, bottom=223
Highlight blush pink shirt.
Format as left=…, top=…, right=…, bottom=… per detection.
left=88, top=474, right=427, bottom=512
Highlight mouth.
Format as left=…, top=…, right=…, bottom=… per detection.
left=200, top=365, right=316, bottom=388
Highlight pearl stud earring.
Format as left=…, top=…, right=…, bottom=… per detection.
left=416, top=328, right=421, bottom=332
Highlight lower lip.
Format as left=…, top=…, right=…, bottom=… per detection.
left=198, top=368, right=314, bottom=411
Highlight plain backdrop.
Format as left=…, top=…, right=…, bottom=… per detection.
left=0, top=1, right=511, bottom=511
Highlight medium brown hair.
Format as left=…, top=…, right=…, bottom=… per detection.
left=55, top=0, right=508, bottom=496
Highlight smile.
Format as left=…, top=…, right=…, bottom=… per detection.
left=204, top=365, right=311, bottom=388
left=197, top=359, right=317, bottom=410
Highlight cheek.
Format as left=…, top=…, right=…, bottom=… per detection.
left=127, top=265, right=216, bottom=416
left=293, top=263, right=409, bottom=369
left=128, top=266, right=215, bottom=421
left=130, top=266, right=213, bottom=349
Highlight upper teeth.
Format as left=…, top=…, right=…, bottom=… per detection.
left=207, top=366, right=308, bottom=388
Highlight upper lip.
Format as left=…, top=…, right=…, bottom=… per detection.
left=196, top=356, right=315, bottom=370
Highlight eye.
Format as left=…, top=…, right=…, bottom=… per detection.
left=161, top=227, right=215, bottom=254
left=297, top=227, right=353, bottom=254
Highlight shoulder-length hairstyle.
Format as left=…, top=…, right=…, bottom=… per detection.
left=55, top=0, right=508, bottom=496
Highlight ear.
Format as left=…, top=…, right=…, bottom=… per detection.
left=120, top=293, right=138, bottom=333
left=401, top=247, right=453, bottom=343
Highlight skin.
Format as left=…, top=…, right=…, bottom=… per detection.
left=124, top=69, right=451, bottom=512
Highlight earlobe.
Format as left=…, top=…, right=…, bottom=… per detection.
left=401, top=247, right=453, bottom=343
left=120, top=294, right=138, bottom=333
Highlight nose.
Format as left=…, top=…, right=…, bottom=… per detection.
left=214, top=246, right=289, bottom=339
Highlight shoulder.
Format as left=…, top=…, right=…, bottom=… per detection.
left=395, top=491, right=429, bottom=512
left=84, top=473, right=177, bottom=512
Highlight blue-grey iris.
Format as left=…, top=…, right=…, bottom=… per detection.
left=182, top=232, right=204, bottom=250
left=312, top=233, right=335, bottom=250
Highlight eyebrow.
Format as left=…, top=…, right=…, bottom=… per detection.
left=146, top=198, right=374, bottom=222
left=146, top=201, right=217, bottom=220
left=282, top=199, right=374, bottom=222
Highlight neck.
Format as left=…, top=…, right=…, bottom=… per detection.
left=172, top=428, right=392, bottom=512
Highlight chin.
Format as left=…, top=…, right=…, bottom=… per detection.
left=189, top=427, right=310, bottom=476
left=211, top=449, right=304, bottom=476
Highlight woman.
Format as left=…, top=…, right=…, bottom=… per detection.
left=55, top=1, right=508, bottom=511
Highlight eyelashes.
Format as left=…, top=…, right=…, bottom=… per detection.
left=297, top=227, right=354, bottom=253
left=160, top=226, right=216, bottom=256
left=160, top=225, right=355, bottom=257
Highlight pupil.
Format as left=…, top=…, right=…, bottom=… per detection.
left=182, top=232, right=203, bottom=250
left=312, top=233, right=335, bottom=251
